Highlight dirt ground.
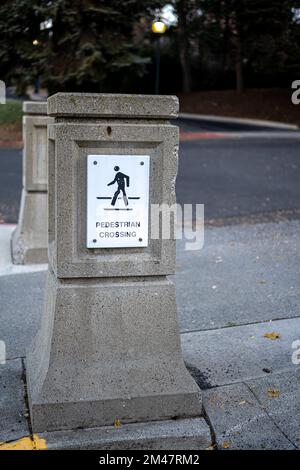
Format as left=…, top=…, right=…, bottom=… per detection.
left=0, top=88, right=298, bottom=146
left=179, top=88, right=300, bottom=127
left=0, top=127, right=22, bottom=147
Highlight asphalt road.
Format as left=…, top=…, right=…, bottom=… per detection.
left=0, top=148, right=22, bottom=223
left=0, top=123, right=300, bottom=224
left=177, top=137, right=300, bottom=221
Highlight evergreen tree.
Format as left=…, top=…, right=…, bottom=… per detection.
left=0, top=0, right=164, bottom=93
left=197, top=0, right=300, bottom=92
left=0, top=0, right=44, bottom=94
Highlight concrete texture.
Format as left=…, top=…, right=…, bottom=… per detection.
left=23, top=101, right=47, bottom=115
left=26, top=93, right=203, bottom=437
left=203, top=382, right=296, bottom=449
left=27, top=270, right=201, bottom=432
left=11, top=191, right=48, bottom=264
left=0, top=271, right=46, bottom=360
left=47, top=120, right=178, bottom=278
left=183, top=317, right=300, bottom=388
left=42, top=418, right=211, bottom=450
left=247, top=370, right=300, bottom=448
left=0, top=359, right=29, bottom=442
left=0, top=225, right=47, bottom=277
left=11, top=103, right=52, bottom=265
left=1, top=108, right=300, bottom=448
left=48, top=93, right=179, bottom=119
left=175, top=219, right=300, bottom=332
left=1, top=219, right=300, bottom=360
left=0, top=217, right=300, bottom=448
left=23, top=115, right=51, bottom=192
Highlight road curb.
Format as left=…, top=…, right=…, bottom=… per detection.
left=179, top=112, right=299, bottom=130
left=0, top=225, right=48, bottom=276
left=179, top=130, right=300, bottom=140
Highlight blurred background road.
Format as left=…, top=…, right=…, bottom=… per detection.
left=1, top=119, right=300, bottom=225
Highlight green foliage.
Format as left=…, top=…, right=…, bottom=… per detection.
left=0, top=0, right=165, bottom=93
left=0, top=0, right=299, bottom=93
left=0, top=0, right=45, bottom=93
left=195, top=0, right=300, bottom=87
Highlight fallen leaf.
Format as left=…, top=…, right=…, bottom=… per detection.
left=264, top=332, right=280, bottom=340
left=267, top=389, right=280, bottom=398
left=221, top=440, right=231, bottom=449
left=239, top=400, right=247, bottom=405
left=114, top=419, right=121, bottom=428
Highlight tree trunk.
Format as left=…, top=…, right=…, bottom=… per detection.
left=179, top=44, right=191, bottom=93
left=234, top=29, right=244, bottom=93
left=177, top=0, right=191, bottom=93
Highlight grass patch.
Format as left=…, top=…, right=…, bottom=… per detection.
left=0, top=99, right=23, bottom=129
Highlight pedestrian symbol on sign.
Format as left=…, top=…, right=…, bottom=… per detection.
left=88, top=154, right=149, bottom=248
left=95, top=160, right=142, bottom=212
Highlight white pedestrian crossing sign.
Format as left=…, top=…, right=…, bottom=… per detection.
left=87, top=154, right=150, bottom=248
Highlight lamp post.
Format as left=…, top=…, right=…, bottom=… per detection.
left=32, top=39, right=41, bottom=94
left=152, top=19, right=167, bottom=94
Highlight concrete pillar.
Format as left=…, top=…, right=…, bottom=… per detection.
left=26, top=93, right=209, bottom=448
left=11, top=102, right=53, bottom=264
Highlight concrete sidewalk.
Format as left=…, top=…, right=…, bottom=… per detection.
left=0, top=219, right=300, bottom=449
left=0, top=225, right=47, bottom=276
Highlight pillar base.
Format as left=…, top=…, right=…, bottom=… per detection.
left=26, top=270, right=202, bottom=433
left=11, top=190, right=48, bottom=264
left=40, top=418, right=212, bottom=450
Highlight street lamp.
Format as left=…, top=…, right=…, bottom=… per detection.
left=152, top=20, right=167, bottom=34
left=152, top=19, right=167, bottom=94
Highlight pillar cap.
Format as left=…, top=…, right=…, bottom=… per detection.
left=47, top=93, right=179, bottom=119
left=23, top=101, right=47, bottom=115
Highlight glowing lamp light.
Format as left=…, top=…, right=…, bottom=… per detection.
left=152, top=20, right=167, bottom=34
left=32, top=39, right=39, bottom=46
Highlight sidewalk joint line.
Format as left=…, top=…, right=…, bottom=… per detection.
left=200, top=367, right=299, bottom=392
left=243, top=381, right=299, bottom=450
left=201, top=403, right=218, bottom=450
left=181, top=315, right=300, bottom=335
left=21, top=357, right=33, bottom=436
